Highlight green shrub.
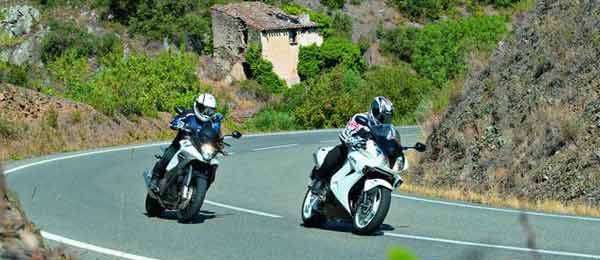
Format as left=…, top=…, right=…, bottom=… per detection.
left=244, top=108, right=299, bottom=131
left=298, top=44, right=323, bottom=81
left=245, top=44, right=287, bottom=93
left=59, top=51, right=205, bottom=117
left=42, top=20, right=95, bottom=62
left=0, top=33, right=23, bottom=47
left=322, top=0, right=344, bottom=9
left=125, top=0, right=214, bottom=55
left=380, top=15, right=508, bottom=87
left=331, top=11, right=353, bottom=39
left=298, top=37, right=365, bottom=81
left=321, top=37, right=365, bottom=71
left=38, top=0, right=98, bottom=7
left=41, top=20, right=119, bottom=62
left=356, top=65, right=433, bottom=124
left=392, top=0, right=456, bottom=20
left=286, top=64, right=433, bottom=128
left=478, top=0, right=521, bottom=7
left=48, top=49, right=89, bottom=87
left=0, top=61, right=29, bottom=86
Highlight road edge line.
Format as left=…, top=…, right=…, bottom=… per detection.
left=383, top=232, right=600, bottom=259
left=42, top=231, right=160, bottom=260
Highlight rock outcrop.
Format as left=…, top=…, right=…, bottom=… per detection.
left=1, top=5, right=44, bottom=66
left=0, top=166, right=71, bottom=259
left=1, top=5, right=40, bottom=37
left=414, top=0, right=600, bottom=204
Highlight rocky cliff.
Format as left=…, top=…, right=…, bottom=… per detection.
left=0, top=166, right=72, bottom=259
left=414, top=0, right=600, bottom=204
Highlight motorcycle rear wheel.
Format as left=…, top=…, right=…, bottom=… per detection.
left=177, top=176, right=208, bottom=223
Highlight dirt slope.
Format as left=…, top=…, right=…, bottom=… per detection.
left=414, top=0, right=600, bottom=205
left=0, top=84, right=172, bottom=161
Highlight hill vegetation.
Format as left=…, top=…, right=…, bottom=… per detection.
left=0, top=0, right=528, bottom=160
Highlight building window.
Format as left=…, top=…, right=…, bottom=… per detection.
left=289, top=30, right=297, bottom=45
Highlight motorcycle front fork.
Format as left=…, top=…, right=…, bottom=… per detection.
left=181, top=167, right=193, bottom=200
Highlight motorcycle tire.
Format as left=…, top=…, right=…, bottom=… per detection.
left=301, top=189, right=326, bottom=227
left=177, top=175, right=208, bottom=223
left=352, top=187, right=391, bottom=235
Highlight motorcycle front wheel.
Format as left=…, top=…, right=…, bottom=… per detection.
left=301, top=189, right=326, bottom=227
left=352, top=187, right=391, bottom=235
left=177, top=175, right=208, bottom=223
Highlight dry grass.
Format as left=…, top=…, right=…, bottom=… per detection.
left=402, top=149, right=600, bottom=218
left=399, top=183, right=600, bottom=218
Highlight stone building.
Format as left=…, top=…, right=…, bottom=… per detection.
left=211, top=2, right=323, bottom=86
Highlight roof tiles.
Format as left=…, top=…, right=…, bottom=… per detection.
left=212, top=2, right=319, bottom=31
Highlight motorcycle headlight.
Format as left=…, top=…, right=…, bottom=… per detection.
left=200, top=144, right=216, bottom=160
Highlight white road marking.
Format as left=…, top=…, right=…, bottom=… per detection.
left=5, top=142, right=169, bottom=175
left=205, top=200, right=282, bottom=218
left=252, top=144, right=299, bottom=151
left=392, top=194, right=600, bottom=222
left=42, top=231, right=159, bottom=260
left=383, top=232, right=600, bottom=259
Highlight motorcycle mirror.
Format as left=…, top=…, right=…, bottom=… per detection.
left=175, top=106, right=185, bottom=115
left=231, top=131, right=242, bottom=139
left=414, top=142, right=426, bottom=152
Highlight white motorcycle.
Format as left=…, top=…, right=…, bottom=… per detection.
left=301, top=124, right=426, bottom=235
left=143, top=108, right=242, bottom=222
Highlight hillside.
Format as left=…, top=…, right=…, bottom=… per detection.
left=414, top=0, right=600, bottom=205
left=0, top=84, right=172, bottom=161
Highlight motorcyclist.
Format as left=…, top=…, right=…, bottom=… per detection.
left=149, top=93, right=223, bottom=191
left=311, top=96, right=394, bottom=189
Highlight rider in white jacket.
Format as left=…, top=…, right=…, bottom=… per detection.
left=311, top=96, right=394, bottom=188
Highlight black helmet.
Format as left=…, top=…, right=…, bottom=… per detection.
left=368, top=96, right=394, bottom=125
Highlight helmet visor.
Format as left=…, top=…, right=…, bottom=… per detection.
left=381, top=112, right=393, bottom=124
left=195, top=103, right=215, bottom=116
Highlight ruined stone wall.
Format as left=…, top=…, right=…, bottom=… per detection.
left=260, top=28, right=322, bottom=86
left=248, top=28, right=262, bottom=46
left=211, top=10, right=246, bottom=64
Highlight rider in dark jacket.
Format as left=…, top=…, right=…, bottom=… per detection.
left=150, top=93, right=222, bottom=190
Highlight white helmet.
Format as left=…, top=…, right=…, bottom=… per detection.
left=194, top=93, right=217, bottom=122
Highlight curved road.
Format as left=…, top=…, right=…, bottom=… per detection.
left=5, top=128, right=600, bottom=260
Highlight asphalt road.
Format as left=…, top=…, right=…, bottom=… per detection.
left=5, top=128, right=600, bottom=260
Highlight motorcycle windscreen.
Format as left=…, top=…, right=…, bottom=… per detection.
left=370, top=124, right=402, bottom=160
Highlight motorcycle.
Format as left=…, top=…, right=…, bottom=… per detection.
left=143, top=107, right=242, bottom=222
left=301, top=124, right=426, bottom=235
